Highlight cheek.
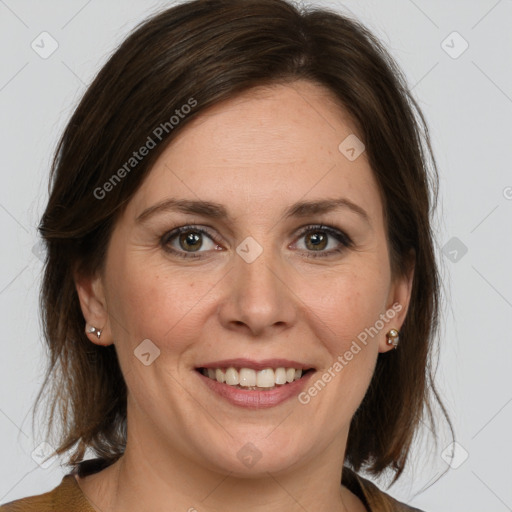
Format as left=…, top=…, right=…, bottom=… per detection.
left=106, top=254, right=217, bottom=351
left=300, top=264, right=390, bottom=359
left=296, top=271, right=386, bottom=427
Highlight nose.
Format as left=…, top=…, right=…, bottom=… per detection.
left=217, top=243, right=298, bottom=337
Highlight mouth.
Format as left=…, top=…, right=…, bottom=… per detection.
left=196, top=366, right=315, bottom=390
left=194, top=358, right=316, bottom=408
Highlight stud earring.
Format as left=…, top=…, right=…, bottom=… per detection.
left=86, top=324, right=102, bottom=339
left=386, top=328, right=399, bottom=349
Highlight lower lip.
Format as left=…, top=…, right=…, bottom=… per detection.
left=196, top=370, right=314, bottom=409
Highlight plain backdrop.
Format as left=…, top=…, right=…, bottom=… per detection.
left=0, top=1, right=511, bottom=510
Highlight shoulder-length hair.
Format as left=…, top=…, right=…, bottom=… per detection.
left=35, top=0, right=452, bottom=483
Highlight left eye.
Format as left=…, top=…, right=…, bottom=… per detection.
left=292, top=225, right=352, bottom=257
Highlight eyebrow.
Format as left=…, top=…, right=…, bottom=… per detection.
left=136, top=197, right=371, bottom=226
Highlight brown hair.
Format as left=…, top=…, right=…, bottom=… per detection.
left=35, top=0, right=452, bottom=484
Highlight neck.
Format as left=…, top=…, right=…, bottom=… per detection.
left=77, top=403, right=366, bottom=512
left=114, top=430, right=355, bottom=511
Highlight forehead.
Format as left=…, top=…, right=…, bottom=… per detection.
left=126, top=81, right=383, bottom=226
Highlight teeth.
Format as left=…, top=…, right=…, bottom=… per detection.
left=239, top=368, right=256, bottom=387
left=275, top=367, right=287, bottom=384
left=256, top=368, right=275, bottom=388
left=201, top=366, right=306, bottom=389
left=225, top=367, right=239, bottom=386
left=215, top=368, right=225, bottom=383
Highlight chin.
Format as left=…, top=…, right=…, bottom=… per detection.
left=193, top=431, right=308, bottom=477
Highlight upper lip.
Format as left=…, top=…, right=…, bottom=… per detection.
left=197, top=358, right=314, bottom=371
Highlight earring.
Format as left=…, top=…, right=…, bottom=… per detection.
left=386, top=328, right=399, bottom=349
left=86, top=324, right=102, bottom=339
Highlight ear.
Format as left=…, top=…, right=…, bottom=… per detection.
left=74, top=266, right=113, bottom=347
left=378, top=249, right=415, bottom=354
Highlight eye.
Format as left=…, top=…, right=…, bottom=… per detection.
left=160, top=223, right=353, bottom=260
left=293, top=224, right=353, bottom=258
left=160, top=226, right=221, bottom=258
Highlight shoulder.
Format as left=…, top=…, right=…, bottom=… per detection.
left=1, top=458, right=112, bottom=511
left=0, top=474, right=93, bottom=512
left=343, top=466, right=426, bottom=512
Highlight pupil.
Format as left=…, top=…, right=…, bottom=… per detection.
left=180, top=231, right=201, bottom=251
left=307, top=232, right=327, bottom=251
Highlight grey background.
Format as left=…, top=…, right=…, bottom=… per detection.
left=1, top=0, right=511, bottom=510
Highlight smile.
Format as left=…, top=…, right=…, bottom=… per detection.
left=195, top=360, right=316, bottom=408
left=198, top=366, right=312, bottom=390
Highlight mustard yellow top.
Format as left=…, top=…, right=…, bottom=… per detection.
left=0, top=459, right=424, bottom=511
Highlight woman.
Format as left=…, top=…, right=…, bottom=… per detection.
left=1, top=0, right=452, bottom=510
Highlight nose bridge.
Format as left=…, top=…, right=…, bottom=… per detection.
left=219, top=234, right=296, bottom=335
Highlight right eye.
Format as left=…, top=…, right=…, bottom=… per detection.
left=160, top=226, right=223, bottom=258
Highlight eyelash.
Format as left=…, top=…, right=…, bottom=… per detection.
left=160, top=224, right=353, bottom=260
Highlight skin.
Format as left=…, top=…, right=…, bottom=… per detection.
left=75, top=80, right=414, bottom=512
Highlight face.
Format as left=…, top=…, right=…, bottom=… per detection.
left=77, top=80, right=413, bottom=477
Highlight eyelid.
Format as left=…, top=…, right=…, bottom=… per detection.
left=290, top=224, right=353, bottom=258
left=160, top=225, right=221, bottom=256
left=293, top=224, right=353, bottom=246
